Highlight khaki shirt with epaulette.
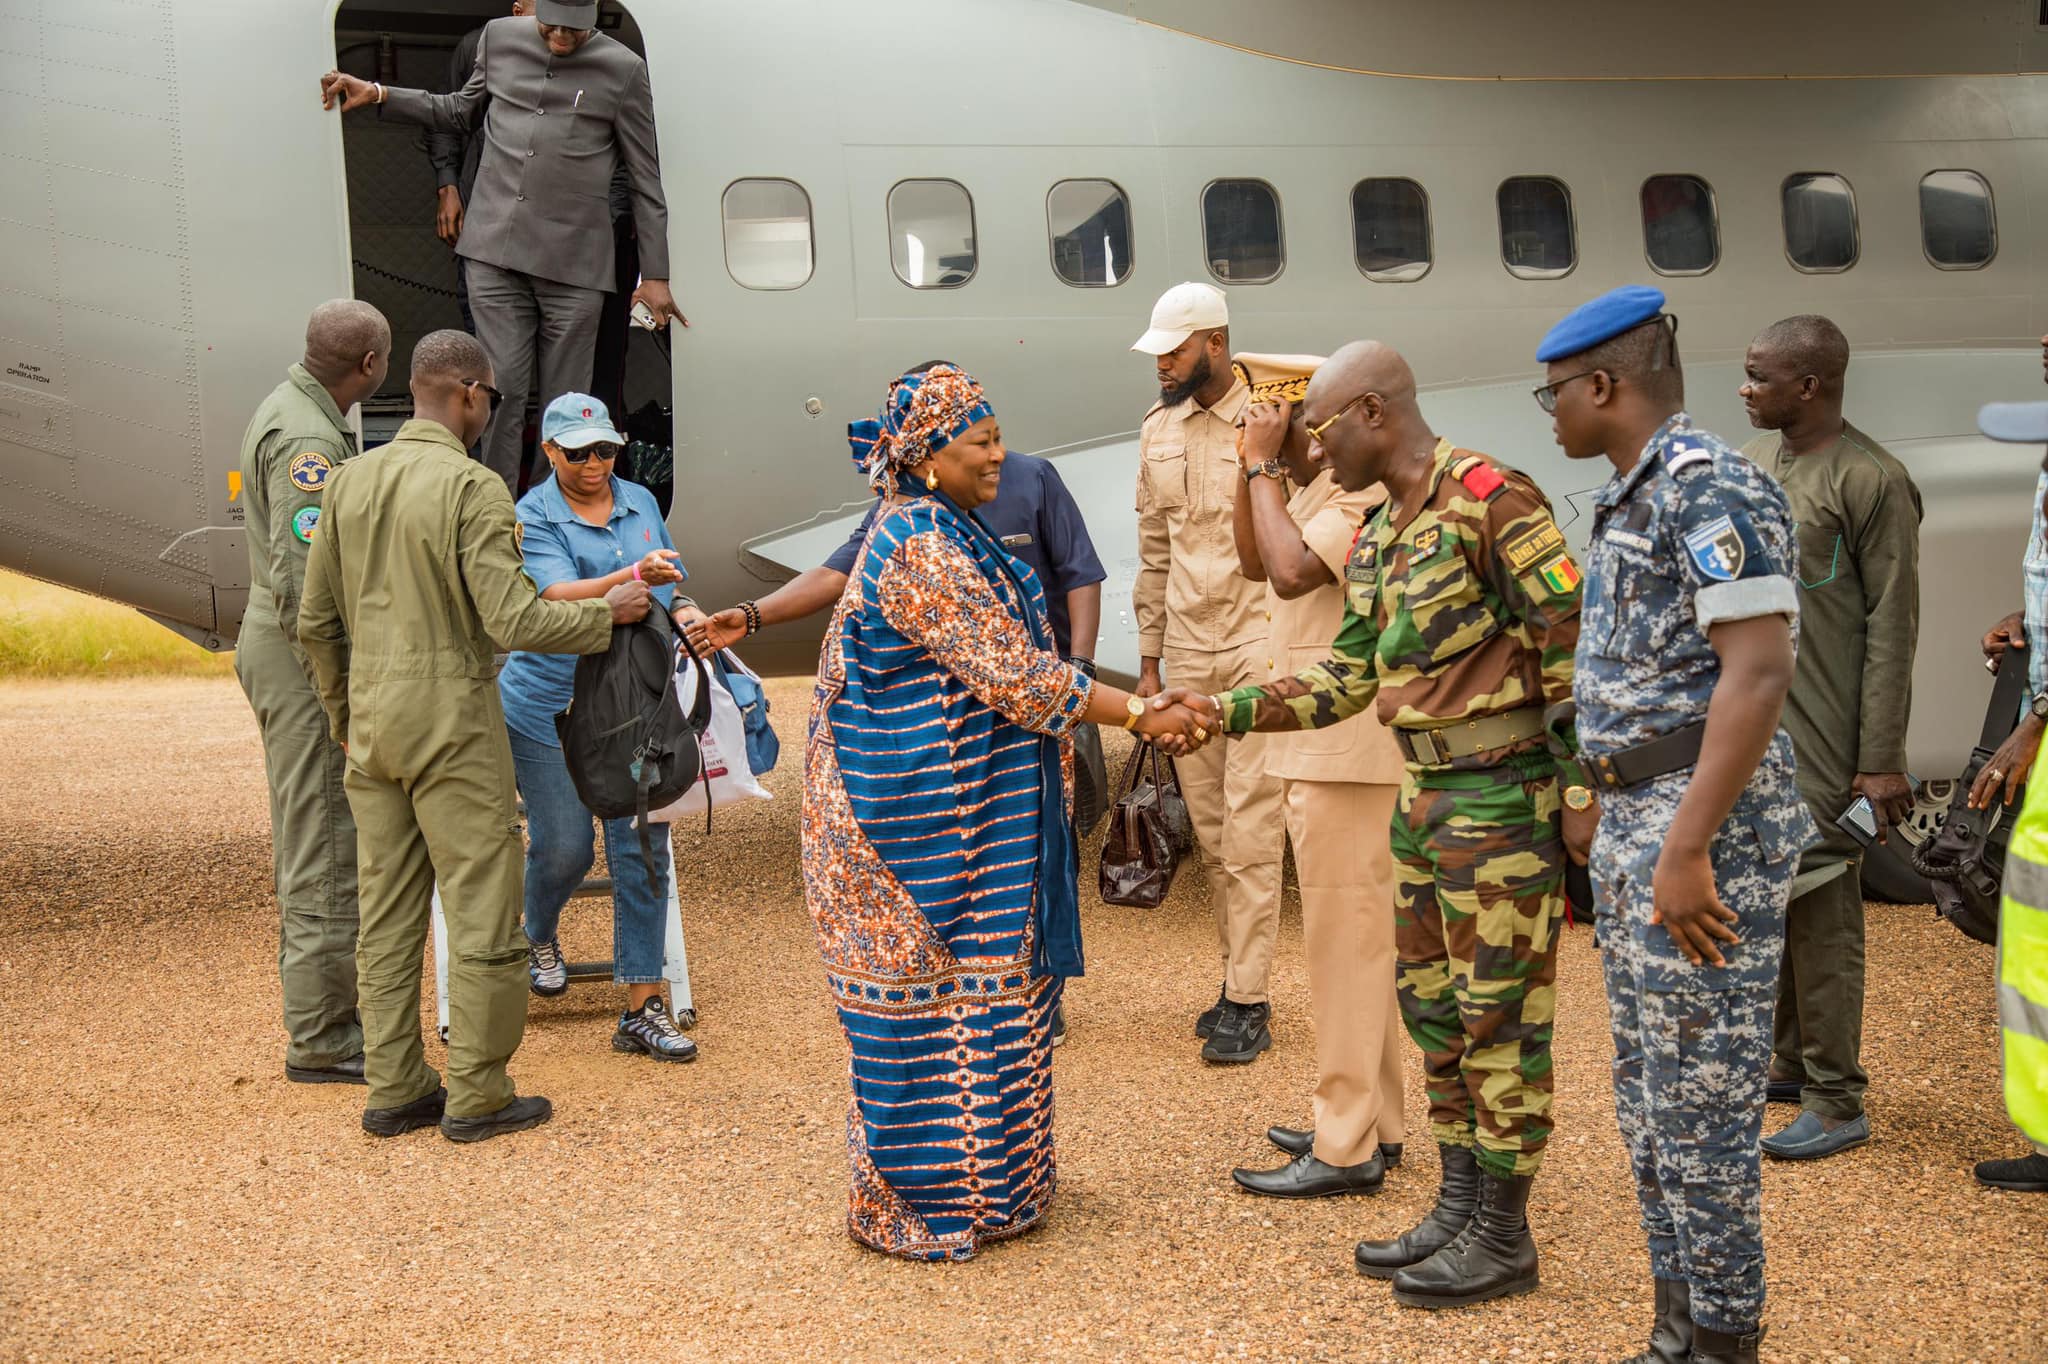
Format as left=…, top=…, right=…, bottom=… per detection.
left=297, top=418, right=612, bottom=746
left=237, top=364, right=357, bottom=661
left=1134, top=377, right=1267, bottom=656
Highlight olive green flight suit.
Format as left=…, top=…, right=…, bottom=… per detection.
left=299, top=419, right=612, bottom=1117
left=233, top=364, right=363, bottom=1070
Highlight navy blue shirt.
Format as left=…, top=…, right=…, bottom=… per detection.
left=499, top=474, right=679, bottom=745
left=824, top=452, right=1105, bottom=657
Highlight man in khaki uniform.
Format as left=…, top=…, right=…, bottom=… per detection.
left=234, top=299, right=390, bottom=1085
left=1221, top=354, right=1409, bottom=1198
left=300, top=329, right=651, bottom=1143
left=1131, top=283, right=1287, bottom=1064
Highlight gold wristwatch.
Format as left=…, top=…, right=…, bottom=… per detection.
left=1563, top=785, right=1595, bottom=812
left=1124, top=694, right=1145, bottom=731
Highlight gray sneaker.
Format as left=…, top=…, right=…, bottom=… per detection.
left=614, top=997, right=699, bottom=1062
left=528, top=937, right=568, bottom=997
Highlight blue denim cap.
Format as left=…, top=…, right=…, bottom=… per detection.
left=540, top=392, right=624, bottom=449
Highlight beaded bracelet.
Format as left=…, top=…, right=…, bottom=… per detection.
left=740, top=600, right=762, bottom=636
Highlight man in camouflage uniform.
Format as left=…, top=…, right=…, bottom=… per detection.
left=1188, top=340, right=1590, bottom=1308
left=233, top=299, right=390, bottom=1085
left=1540, top=286, right=1816, bottom=1364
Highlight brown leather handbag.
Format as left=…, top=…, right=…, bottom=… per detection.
left=1097, top=743, right=1194, bottom=907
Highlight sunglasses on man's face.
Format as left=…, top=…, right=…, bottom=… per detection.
left=463, top=378, right=505, bottom=413
left=558, top=442, right=621, bottom=465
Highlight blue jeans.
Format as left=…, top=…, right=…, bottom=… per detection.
left=507, top=725, right=670, bottom=984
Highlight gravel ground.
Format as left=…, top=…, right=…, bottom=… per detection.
left=2, top=675, right=2043, bottom=1363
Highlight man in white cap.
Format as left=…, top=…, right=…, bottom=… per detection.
left=1131, top=282, right=1287, bottom=1065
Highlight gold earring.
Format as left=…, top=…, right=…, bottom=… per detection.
left=925, top=467, right=939, bottom=492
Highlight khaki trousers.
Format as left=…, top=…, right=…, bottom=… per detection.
left=1161, top=643, right=1285, bottom=1004
left=345, top=679, right=531, bottom=1118
left=1286, top=778, right=1406, bottom=1166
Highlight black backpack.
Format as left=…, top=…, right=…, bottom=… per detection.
left=1911, top=648, right=2026, bottom=945
left=554, top=597, right=713, bottom=866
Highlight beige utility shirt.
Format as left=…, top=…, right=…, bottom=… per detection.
left=1134, top=378, right=1269, bottom=657
left=1263, top=471, right=1406, bottom=785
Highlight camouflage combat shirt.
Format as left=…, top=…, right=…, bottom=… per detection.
left=1217, top=438, right=1584, bottom=770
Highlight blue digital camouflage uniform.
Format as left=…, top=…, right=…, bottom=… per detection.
left=1576, top=412, right=1818, bottom=1336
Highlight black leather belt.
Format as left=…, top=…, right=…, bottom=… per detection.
left=1586, top=721, right=1708, bottom=790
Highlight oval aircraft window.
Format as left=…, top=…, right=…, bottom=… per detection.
left=722, top=179, right=814, bottom=290
left=1048, top=180, right=1133, bottom=287
left=1781, top=173, right=1859, bottom=273
left=1919, top=170, right=1996, bottom=270
left=1641, top=174, right=1719, bottom=276
left=1351, top=178, right=1431, bottom=283
left=1497, top=177, right=1575, bottom=280
left=889, top=179, right=977, bottom=289
left=1202, top=179, right=1284, bottom=284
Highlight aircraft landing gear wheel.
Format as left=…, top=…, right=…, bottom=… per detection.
left=1860, top=778, right=1952, bottom=904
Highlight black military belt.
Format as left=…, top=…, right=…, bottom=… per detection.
left=1393, top=706, right=1546, bottom=767
left=1587, top=721, right=1708, bottom=790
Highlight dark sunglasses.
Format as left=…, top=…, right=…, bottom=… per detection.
left=557, top=442, right=621, bottom=465
left=464, top=378, right=505, bottom=413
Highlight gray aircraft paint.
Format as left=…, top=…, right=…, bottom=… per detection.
left=0, top=0, right=2039, bottom=781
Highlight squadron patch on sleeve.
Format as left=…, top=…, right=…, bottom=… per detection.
left=291, top=506, right=321, bottom=543
left=1683, top=513, right=1757, bottom=581
left=1499, top=521, right=1567, bottom=574
left=288, top=449, right=334, bottom=492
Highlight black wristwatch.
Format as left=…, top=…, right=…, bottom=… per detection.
left=1070, top=656, right=1097, bottom=680
left=2032, top=689, right=2048, bottom=721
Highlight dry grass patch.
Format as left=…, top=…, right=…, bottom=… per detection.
left=0, top=570, right=234, bottom=678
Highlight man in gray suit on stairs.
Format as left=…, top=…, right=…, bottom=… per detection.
left=320, top=0, right=683, bottom=492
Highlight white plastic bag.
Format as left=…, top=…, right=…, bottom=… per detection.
left=646, top=659, right=773, bottom=822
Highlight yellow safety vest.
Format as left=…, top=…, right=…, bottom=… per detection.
left=1998, top=771, right=2048, bottom=1144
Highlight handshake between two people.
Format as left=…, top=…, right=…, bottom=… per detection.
left=1129, top=687, right=1225, bottom=756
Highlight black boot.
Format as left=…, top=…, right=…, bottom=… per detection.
left=1354, top=1143, right=1479, bottom=1278
left=1617, top=1279, right=1693, bottom=1363
left=1689, top=1323, right=1763, bottom=1363
left=1389, top=1169, right=1539, bottom=1308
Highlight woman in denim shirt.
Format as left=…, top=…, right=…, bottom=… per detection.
left=497, top=393, right=702, bottom=1062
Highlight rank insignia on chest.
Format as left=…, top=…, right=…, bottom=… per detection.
left=1537, top=553, right=1580, bottom=595
left=1346, top=539, right=1380, bottom=582
left=1413, top=526, right=1441, bottom=559
left=1684, top=514, right=1746, bottom=581
left=290, top=506, right=320, bottom=543
left=288, top=449, right=333, bottom=492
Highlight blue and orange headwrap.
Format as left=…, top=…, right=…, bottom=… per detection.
left=847, top=364, right=995, bottom=493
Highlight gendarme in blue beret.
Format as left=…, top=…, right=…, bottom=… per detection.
left=1535, top=285, right=1668, bottom=363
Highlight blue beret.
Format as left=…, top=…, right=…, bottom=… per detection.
left=1535, top=285, right=1668, bottom=364
left=1979, top=401, right=2048, bottom=444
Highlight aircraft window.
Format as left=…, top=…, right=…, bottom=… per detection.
left=1497, top=177, right=1575, bottom=280
left=721, top=179, right=814, bottom=291
left=1202, top=179, right=1284, bottom=283
left=1781, top=173, right=1859, bottom=273
left=1048, top=180, right=1133, bottom=287
left=1351, top=178, right=1431, bottom=282
left=889, top=179, right=977, bottom=288
left=1641, top=174, right=1719, bottom=276
left=1919, top=170, right=1997, bottom=270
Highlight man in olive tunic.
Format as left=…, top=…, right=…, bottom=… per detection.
left=1738, top=314, right=1923, bottom=1160
left=300, top=330, right=651, bottom=1143
left=234, top=299, right=390, bottom=1085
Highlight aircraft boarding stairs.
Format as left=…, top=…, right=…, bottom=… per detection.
left=429, top=808, right=695, bottom=1041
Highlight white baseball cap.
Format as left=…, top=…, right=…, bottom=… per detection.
left=1131, top=281, right=1229, bottom=356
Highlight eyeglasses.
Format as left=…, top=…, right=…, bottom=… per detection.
left=536, top=22, right=592, bottom=37
left=1531, top=371, right=1598, bottom=414
left=1305, top=392, right=1370, bottom=443
left=558, top=442, right=621, bottom=465
left=464, top=378, right=505, bottom=413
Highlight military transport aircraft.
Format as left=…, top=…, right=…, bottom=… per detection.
left=2, top=0, right=2043, bottom=897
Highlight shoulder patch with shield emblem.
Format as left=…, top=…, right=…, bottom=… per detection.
left=288, top=449, right=333, bottom=492
left=1684, top=514, right=1747, bottom=580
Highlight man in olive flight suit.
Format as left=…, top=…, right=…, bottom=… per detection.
left=234, top=299, right=391, bottom=1086
left=300, top=329, right=652, bottom=1143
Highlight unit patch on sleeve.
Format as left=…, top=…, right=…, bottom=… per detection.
left=288, top=449, right=334, bottom=492
left=291, top=506, right=321, bottom=543
left=1537, top=553, right=1581, bottom=595
left=1499, top=522, right=1567, bottom=575
left=1683, top=514, right=1748, bottom=581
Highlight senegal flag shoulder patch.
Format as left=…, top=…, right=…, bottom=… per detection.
left=1537, top=552, right=1581, bottom=596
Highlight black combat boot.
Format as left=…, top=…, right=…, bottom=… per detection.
left=1389, top=1169, right=1539, bottom=1308
left=1618, top=1278, right=1693, bottom=1363
left=1354, top=1143, right=1479, bottom=1278
left=1689, top=1323, right=1763, bottom=1363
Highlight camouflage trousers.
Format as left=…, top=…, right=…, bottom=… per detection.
left=1389, top=754, right=1565, bottom=1179
left=1592, top=775, right=1796, bottom=1336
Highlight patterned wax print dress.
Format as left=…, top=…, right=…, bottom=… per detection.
left=801, top=495, right=1091, bottom=1262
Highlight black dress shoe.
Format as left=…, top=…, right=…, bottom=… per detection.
left=1233, top=1149, right=1385, bottom=1199
left=441, top=1093, right=553, bottom=1144
left=287, top=1054, right=367, bottom=1085
left=362, top=1085, right=446, bottom=1137
left=1267, top=1126, right=1402, bottom=1168
left=1195, top=984, right=1228, bottom=1039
